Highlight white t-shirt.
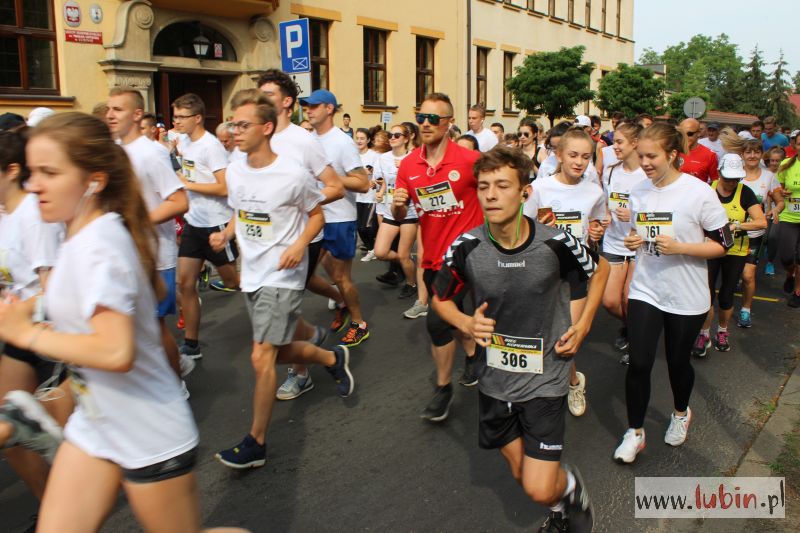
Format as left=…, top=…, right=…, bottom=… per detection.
left=601, top=163, right=649, bottom=257
left=628, top=173, right=729, bottom=315
left=699, top=137, right=726, bottom=163
left=180, top=131, right=231, bottom=228
left=357, top=149, right=380, bottom=203
left=741, top=170, right=779, bottom=238
left=373, top=151, right=417, bottom=220
left=46, top=213, right=198, bottom=469
left=537, top=154, right=599, bottom=185
left=314, top=127, right=363, bottom=223
left=466, top=128, right=499, bottom=152
left=523, top=174, right=606, bottom=242
left=0, top=194, right=62, bottom=300
left=272, top=123, right=332, bottom=243
left=122, top=135, right=184, bottom=270
left=229, top=146, right=245, bottom=165
left=227, top=156, right=325, bottom=292
left=151, top=139, right=171, bottom=157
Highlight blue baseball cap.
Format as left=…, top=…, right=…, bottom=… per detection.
left=298, top=89, right=339, bottom=107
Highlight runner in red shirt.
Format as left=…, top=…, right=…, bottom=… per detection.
left=393, top=92, right=482, bottom=422
left=679, top=118, right=719, bottom=183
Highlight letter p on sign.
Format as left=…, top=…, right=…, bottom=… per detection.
left=279, top=19, right=311, bottom=74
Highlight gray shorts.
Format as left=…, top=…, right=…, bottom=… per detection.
left=244, top=287, right=304, bottom=346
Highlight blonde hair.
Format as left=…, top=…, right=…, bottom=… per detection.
left=109, top=86, right=145, bottom=111
left=31, top=113, right=161, bottom=296
left=718, top=127, right=746, bottom=156
left=230, top=89, right=278, bottom=127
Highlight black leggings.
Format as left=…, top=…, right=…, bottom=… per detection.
left=356, top=202, right=378, bottom=250
left=778, top=221, right=800, bottom=270
left=625, top=299, right=706, bottom=429
left=707, top=254, right=747, bottom=311
left=766, top=219, right=780, bottom=263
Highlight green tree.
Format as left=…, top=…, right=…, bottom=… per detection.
left=740, top=46, right=768, bottom=117
left=658, top=34, right=744, bottom=112
left=637, top=47, right=662, bottom=65
left=506, top=46, right=595, bottom=127
left=793, top=70, right=800, bottom=93
left=765, top=51, right=798, bottom=127
left=596, top=64, right=665, bottom=117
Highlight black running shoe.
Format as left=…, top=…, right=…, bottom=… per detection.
left=398, top=283, right=417, bottom=299
left=376, top=271, right=403, bottom=286
left=561, top=464, right=594, bottom=533
left=538, top=511, right=569, bottom=532
left=420, top=384, right=453, bottom=422
left=458, top=356, right=479, bottom=387
left=619, top=352, right=630, bottom=365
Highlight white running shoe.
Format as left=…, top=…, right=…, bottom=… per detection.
left=403, top=300, right=429, bottom=319
left=568, top=371, right=586, bottom=416
left=664, top=407, right=692, bottom=446
left=361, top=250, right=377, bottom=262
left=276, top=368, right=315, bottom=400
left=179, top=353, right=196, bottom=377
left=613, top=428, right=646, bottom=464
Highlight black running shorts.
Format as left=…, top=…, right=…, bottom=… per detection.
left=478, top=391, right=566, bottom=461
left=178, top=222, right=239, bottom=267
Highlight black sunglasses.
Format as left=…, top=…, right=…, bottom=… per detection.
left=388, top=132, right=405, bottom=139
left=518, top=131, right=531, bottom=138
left=415, top=113, right=452, bottom=126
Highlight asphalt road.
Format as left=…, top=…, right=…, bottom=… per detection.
left=2, top=256, right=798, bottom=533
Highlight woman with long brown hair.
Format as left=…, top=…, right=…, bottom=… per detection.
left=0, top=113, right=246, bottom=533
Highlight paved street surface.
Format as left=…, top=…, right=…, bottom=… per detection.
left=2, top=258, right=798, bottom=532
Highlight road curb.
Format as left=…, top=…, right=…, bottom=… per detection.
left=736, top=361, right=800, bottom=477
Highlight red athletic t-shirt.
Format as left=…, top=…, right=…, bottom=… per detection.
left=680, top=144, right=719, bottom=184
left=396, top=140, right=483, bottom=271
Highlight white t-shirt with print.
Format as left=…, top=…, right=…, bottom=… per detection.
left=314, top=127, right=363, bottom=223
left=0, top=194, right=62, bottom=300
left=373, top=151, right=418, bottom=220
left=601, top=163, right=649, bottom=257
left=628, top=173, right=729, bottom=315
left=742, top=170, right=779, bottom=238
left=357, top=149, right=380, bottom=203
left=180, top=131, right=231, bottom=228
left=46, top=213, right=198, bottom=469
left=523, top=174, right=606, bottom=243
left=122, top=135, right=184, bottom=270
left=466, top=128, right=499, bottom=152
left=226, top=156, right=325, bottom=292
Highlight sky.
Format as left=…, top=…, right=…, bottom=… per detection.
left=634, top=0, right=798, bottom=77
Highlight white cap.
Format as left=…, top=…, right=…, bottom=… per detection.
left=27, top=107, right=55, bottom=127
left=719, top=153, right=746, bottom=179
left=737, top=131, right=755, bottom=140
left=574, top=115, right=591, bottom=127
left=791, top=129, right=800, bottom=139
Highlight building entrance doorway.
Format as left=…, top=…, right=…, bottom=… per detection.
left=155, top=72, right=224, bottom=133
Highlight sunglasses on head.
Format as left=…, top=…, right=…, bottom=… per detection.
left=415, top=113, right=451, bottom=126
left=388, top=132, right=405, bottom=139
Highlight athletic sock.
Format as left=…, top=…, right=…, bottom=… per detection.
left=309, top=328, right=322, bottom=345
left=741, top=307, right=751, bottom=314
left=184, top=338, right=199, bottom=348
left=550, top=501, right=565, bottom=513
left=700, top=328, right=710, bottom=337
left=564, top=470, right=576, bottom=499
left=358, top=321, right=367, bottom=329
left=717, top=326, right=728, bottom=333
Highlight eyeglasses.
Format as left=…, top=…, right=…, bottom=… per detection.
left=388, top=132, right=405, bottom=139
left=518, top=131, right=531, bottom=138
left=415, top=113, right=452, bottom=126
left=172, top=114, right=198, bottom=121
left=227, top=121, right=265, bottom=132
left=685, top=130, right=699, bottom=137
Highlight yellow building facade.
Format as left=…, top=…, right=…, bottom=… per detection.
left=1, top=1, right=633, bottom=132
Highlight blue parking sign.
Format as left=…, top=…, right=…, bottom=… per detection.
left=279, top=19, right=311, bottom=74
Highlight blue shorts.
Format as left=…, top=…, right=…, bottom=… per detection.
left=157, top=268, right=177, bottom=318
left=322, top=221, right=357, bottom=260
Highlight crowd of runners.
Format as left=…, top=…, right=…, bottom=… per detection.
left=0, top=68, right=798, bottom=532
